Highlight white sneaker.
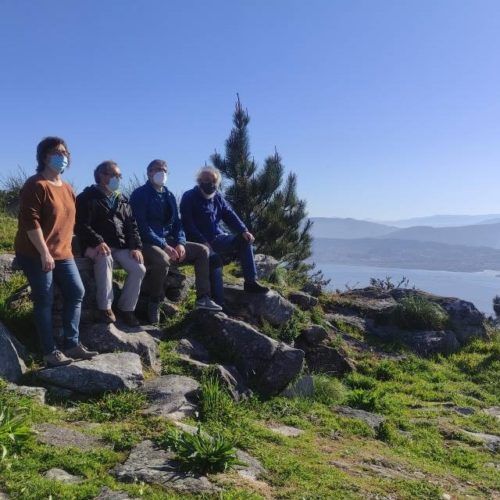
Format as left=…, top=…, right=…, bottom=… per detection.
left=195, top=295, right=223, bottom=312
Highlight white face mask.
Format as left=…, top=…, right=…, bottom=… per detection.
left=152, top=171, right=167, bottom=186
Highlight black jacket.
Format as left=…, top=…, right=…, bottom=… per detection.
left=75, top=185, right=142, bottom=252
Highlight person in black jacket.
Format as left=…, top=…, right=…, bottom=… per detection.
left=75, top=161, right=145, bottom=326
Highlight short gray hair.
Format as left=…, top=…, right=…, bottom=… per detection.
left=196, top=166, right=222, bottom=187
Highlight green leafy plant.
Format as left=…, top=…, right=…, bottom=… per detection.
left=159, top=425, right=243, bottom=474
left=312, top=375, right=346, bottom=405
left=392, top=295, right=449, bottom=330
left=0, top=404, right=33, bottom=460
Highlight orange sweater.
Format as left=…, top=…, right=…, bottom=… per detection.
left=15, top=174, right=76, bottom=260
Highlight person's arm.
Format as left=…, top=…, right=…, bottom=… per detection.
left=75, top=193, right=105, bottom=248
left=179, top=192, right=209, bottom=244
left=169, top=194, right=187, bottom=246
left=26, top=228, right=54, bottom=271
left=130, top=188, right=166, bottom=248
left=220, top=196, right=248, bottom=234
left=123, top=199, right=142, bottom=251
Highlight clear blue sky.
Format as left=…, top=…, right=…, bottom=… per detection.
left=1, top=0, right=499, bottom=220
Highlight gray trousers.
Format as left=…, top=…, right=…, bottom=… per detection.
left=141, top=242, right=210, bottom=300
left=85, top=247, right=146, bottom=311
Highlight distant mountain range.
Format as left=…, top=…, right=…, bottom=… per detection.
left=375, top=214, right=500, bottom=228
left=309, top=216, right=500, bottom=272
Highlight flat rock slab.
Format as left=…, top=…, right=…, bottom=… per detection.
left=37, top=353, right=144, bottom=395
left=288, top=291, right=318, bottom=311
left=463, top=431, right=500, bottom=452
left=35, top=423, right=108, bottom=450
left=44, top=468, right=82, bottom=484
left=236, top=449, right=266, bottom=481
left=484, top=407, right=500, bottom=421
left=333, top=406, right=385, bottom=431
left=112, top=440, right=218, bottom=493
left=80, top=323, right=160, bottom=373
left=267, top=424, right=304, bottom=437
left=174, top=338, right=211, bottom=363
left=139, top=375, right=199, bottom=420
left=5, top=383, right=46, bottom=404
left=94, top=487, right=137, bottom=499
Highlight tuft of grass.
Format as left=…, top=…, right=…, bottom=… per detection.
left=158, top=425, right=243, bottom=474
left=71, top=391, right=146, bottom=422
left=312, top=375, right=346, bottom=406
left=199, top=374, right=236, bottom=424
left=392, top=295, right=449, bottom=330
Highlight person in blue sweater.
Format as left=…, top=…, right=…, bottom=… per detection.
left=130, top=160, right=221, bottom=323
left=180, top=165, right=269, bottom=309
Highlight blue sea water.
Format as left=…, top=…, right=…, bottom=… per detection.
left=319, top=263, right=500, bottom=315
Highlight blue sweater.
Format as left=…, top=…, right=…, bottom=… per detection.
left=130, top=182, right=186, bottom=247
left=180, top=186, right=247, bottom=244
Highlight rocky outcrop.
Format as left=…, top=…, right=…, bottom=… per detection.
left=254, top=254, right=279, bottom=280
left=0, top=321, right=26, bottom=383
left=37, top=353, right=144, bottom=395
left=5, top=383, right=46, bottom=404
left=112, top=440, right=219, bottom=494
left=0, top=254, right=16, bottom=283
left=94, top=487, right=137, bottom=500
left=44, top=468, right=82, bottom=484
left=80, top=323, right=160, bottom=373
left=188, top=311, right=304, bottom=397
left=288, top=291, right=319, bottom=311
left=140, top=375, right=199, bottom=420
left=223, top=285, right=296, bottom=326
left=212, top=364, right=253, bottom=400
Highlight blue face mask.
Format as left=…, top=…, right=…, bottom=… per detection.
left=48, top=154, right=68, bottom=174
left=107, top=176, right=121, bottom=192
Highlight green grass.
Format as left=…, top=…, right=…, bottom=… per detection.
left=0, top=213, right=17, bottom=252
left=392, top=295, right=449, bottom=330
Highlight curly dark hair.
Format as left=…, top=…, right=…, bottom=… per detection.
left=36, top=136, right=70, bottom=173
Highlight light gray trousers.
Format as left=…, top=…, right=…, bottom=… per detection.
left=85, top=247, right=146, bottom=311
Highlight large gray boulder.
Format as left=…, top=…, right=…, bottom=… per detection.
left=0, top=321, right=26, bottom=383
left=188, top=311, right=304, bottom=397
left=112, top=440, right=218, bottom=493
left=80, top=323, right=160, bottom=373
left=140, top=375, right=199, bottom=420
left=288, top=291, right=319, bottom=311
left=37, top=353, right=144, bottom=395
left=223, top=285, right=296, bottom=326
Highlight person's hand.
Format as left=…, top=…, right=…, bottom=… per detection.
left=96, top=242, right=111, bottom=256
left=41, top=251, right=55, bottom=272
left=164, top=244, right=179, bottom=262
left=130, top=249, right=144, bottom=264
left=175, top=244, right=186, bottom=263
left=242, top=231, right=255, bottom=244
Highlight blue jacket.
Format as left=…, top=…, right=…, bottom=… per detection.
left=180, top=186, right=247, bottom=244
left=130, top=182, right=186, bottom=247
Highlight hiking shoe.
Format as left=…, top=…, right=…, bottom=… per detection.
left=147, top=300, right=161, bottom=324
left=244, top=281, right=270, bottom=294
left=97, top=309, right=116, bottom=324
left=117, top=309, right=140, bottom=327
left=43, top=350, right=73, bottom=368
left=64, top=343, right=98, bottom=360
left=195, top=295, right=223, bottom=312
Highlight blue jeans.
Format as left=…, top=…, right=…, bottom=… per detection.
left=209, top=234, right=257, bottom=305
left=15, top=254, right=84, bottom=355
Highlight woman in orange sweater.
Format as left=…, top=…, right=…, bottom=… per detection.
left=15, top=137, right=97, bottom=367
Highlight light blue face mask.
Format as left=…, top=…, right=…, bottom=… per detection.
left=48, top=154, right=68, bottom=174
left=107, top=176, right=121, bottom=192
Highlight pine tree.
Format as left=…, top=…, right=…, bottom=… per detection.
left=211, top=96, right=312, bottom=266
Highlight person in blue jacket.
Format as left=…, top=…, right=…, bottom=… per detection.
left=130, top=160, right=221, bottom=323
left=180, top=165, right=269, bottom=309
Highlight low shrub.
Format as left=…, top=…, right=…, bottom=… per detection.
left=158, top=425, right=243, bottom=474
left=312, top=375, right=346, bottom=405
left=392, top=295, right=448, bottom=330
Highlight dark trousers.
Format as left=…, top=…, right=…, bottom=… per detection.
left=15, top=254, right=84, bottom=355
left=210, top=234, right=257, bottom=305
